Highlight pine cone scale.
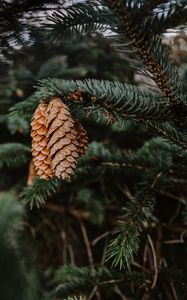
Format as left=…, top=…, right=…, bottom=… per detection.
left=47, top=130, right=66, bottom=148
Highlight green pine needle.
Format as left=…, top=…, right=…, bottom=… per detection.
left=0, top=143, right=30, bottom=169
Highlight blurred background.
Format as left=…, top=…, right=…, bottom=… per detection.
left=0, top=7, right=187, bottom=299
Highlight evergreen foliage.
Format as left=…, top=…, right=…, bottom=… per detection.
left=1, top=0, right=187, bottom=299
left=21, top=178, right=60, bottom=208
left=53, top=265, right=124, bottom=298
left=0, top=193, right=39, bottom=300
left=106, top=192, right=156, bottom=270
left=0, top=143, right=30, bottom=169
left=45, top=3, right=116, bottom=44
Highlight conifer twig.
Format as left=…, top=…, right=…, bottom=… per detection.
left=105, top=0, right=182, bottom=106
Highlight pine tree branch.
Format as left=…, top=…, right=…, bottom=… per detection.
left=141, top=2, right=187, bottom=36
left=36, top=78, right=187, bottom=146
left=105, top=0, right=185, bottom=109
left=44, top=3, right=116, bottom=44
left=8, top=95, right=39, bottom=134
left=54, top=265, right=125, bottom=298
left=0, top=0, right=64, bottom=60
left=146, top=120, right=187, bottom=148
left=9, top=78, right=187, bottom=147
left=106, top=171, right=163, bottom=269
left=0, top=143, right=30, bottom=169
left=21, top=178, right=60, bottom=208
left=37, top=78, right=175, bottom=122
left=76, top=138, right=186, bottom=188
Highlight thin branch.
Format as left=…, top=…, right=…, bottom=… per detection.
left=148, top=234, right=158, bottom=290
left=88, top=286, right=99, bottom=300
left=79, top=219, right=94, bottom=265
left=92, top=231, right=113, bottom=246
left=114, top=285, right=129, bottom=300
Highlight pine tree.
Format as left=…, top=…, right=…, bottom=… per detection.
left=1, top=0, right=187, bottom=299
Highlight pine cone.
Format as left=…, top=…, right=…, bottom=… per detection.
left=74, top=119, right=89, bottom=157
left=31, top=101, right=53, bottom=179
left=46, top=96, right=79, bottom=180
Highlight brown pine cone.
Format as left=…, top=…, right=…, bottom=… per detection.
left=74, top=119, right=89, bottom=157
left=31, top=101, right=54, bottom=179
left=46, top=96, right=79, bottom=180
